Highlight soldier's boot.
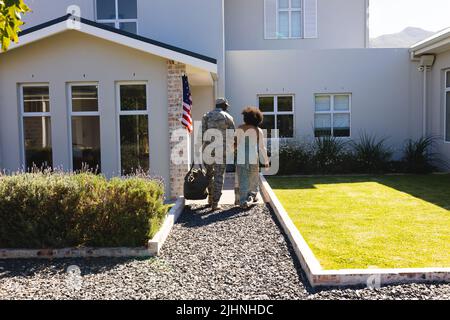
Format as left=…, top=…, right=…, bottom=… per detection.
left=211, top=203, right=223, bottom=211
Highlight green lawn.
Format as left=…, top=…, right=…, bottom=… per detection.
left=267, top=175, right=450, bottom=270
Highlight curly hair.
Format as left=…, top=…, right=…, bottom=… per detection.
left=242, top=107, right=264, bottom=127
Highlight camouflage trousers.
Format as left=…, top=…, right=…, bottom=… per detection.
left=205, top=163, right=227, bottom=205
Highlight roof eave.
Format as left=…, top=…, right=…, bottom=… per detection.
left=6, top=15, right=218, bottom=74
left=410, top=27, right=450, bottom=58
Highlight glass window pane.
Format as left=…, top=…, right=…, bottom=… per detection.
left=72, top=86, right=98, bottom=112
left=119, top=22, right=137, bottom=34
left=72, top=116, right=101, bottom=172
left=23, top=117, right=52, bottom=169
left=278, top=0, right=289, bottom=9
left=120, top=85, right=147, bottom=111
left=334, top=128, right=350, bottom=137
left=315, top=114, right=331, bottom=137
left=291, top=0, right=302, bottom=8
left=261, top=115, right=275, bottom=139
left=333, top=113, right=350, bottom=137
left=291, top=11, right=302, bottom=38
left=333, top=113, right=350, bottom=128
left=446, top=71, right=450, bottom=88
left=277, top=115, right=294, bottom=138
left=120, top=115, right=149, bottom=174
left=278, top=96, right=293, bottom=112
left=23, top=86, right=50, bottom=113
left=118, top=0, right=137, bottom=19
left=334, top=95, right=350, bottom=111
left=96, top=0, right=116, bottom=19
left=259, top=96, right=274, bottom=112
left=278, top=11, right=289, bottom=38
left=102, top=22, right=116, bottom=28
left=315, top=95, right=331, bottom=111
left=446, top=92, right=450, bottom=141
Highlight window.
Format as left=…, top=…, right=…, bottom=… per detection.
left=69, top=84, right=101, bottom=172
left=445, top=70, right=450, bottom=142
left=118, top=83, right=149, bottom=174
left=314, top=94, right=351, bottom=137
left=258, top=95, right=294, bottom=138
left=278, top=0, right=302, bottom=38
left=264, top=0, right=317, bottom=39
left=96, top=0, right=138, bottom=34
left=21, top=85, right=52, bottom=169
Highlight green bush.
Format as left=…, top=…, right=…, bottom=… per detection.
left=278, top=142, right=313, bottom=175
left=0, top=171, right=168, bottom=249
left=402, top=136, right=445, bottom=173
left=274, top=133, right=445, bottom=176
left=311, top=136, right=352, bottom=174
left=351, top=133, right=393, bottom=173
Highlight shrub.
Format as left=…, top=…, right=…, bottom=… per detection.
left=0, top=171, right=168, bottom=249
left=402, top=136, right=443, bottom=174
left=312, top=136, right=350, bottom=174
left=351, top=133, right=392, bottom=173
left=277, top=142, right=313, bottom=175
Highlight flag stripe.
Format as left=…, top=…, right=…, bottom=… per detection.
left=182, top=75, right=193, bottom=133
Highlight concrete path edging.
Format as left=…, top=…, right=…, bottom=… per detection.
left=0, top=197, right=185, bottom=259
left=260, top=175, right=450, bottom=288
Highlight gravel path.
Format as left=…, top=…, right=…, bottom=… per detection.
left=0, top=205, right=449, bottom=300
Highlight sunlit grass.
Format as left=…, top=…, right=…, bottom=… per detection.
left=267, top=175, right=450, bottom=270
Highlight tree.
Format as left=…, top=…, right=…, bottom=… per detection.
left=0, top=0, right=30, bottom=52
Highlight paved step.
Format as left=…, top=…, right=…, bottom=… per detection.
left=186, top=173, right=264, bottom=206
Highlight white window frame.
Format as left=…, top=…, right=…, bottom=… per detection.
left=257, top=94, right=295, bottom=139
left=116, top=81, right=150, bottom=173
left=67, top=82, right=101, bottom=171
left=19, top=83, right=52, bottom=168
left=95, top=0, right=138, bottom=33
left=277, top=0, right=303, bottom=39
left=314, top=93, right=352, bottom=138
left=445, top=70, right=450, bottom=143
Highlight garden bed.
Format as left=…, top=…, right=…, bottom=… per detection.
left=0, top=171, right=183, bottom=258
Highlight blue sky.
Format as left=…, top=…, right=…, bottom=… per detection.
left=370, top=0, right=450, bottom=37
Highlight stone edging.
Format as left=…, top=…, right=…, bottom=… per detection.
left=259, top=175, right=450, bottom=288
left=0, top=197, right=185, bottom=259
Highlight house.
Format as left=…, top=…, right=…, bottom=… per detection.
left=0, top=0, right=449, bottom=197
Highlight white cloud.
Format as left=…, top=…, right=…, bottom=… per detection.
left=370, top=0, right=450, bottom=38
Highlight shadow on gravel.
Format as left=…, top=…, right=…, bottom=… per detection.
left=0, top=257, right=142, bottom=279
left=180, top=205, right=251, bottom=228
left=261, top=204, right=319, bottom=294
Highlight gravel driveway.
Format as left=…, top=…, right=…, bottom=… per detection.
left=0, top=205, right=449, bottom=300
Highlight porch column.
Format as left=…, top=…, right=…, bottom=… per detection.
left=167, top=60, right=190, bottom=197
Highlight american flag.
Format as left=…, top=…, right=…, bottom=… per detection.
left=182, top=75, right=193, bottom=133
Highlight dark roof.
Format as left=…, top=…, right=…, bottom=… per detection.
left=19, top=14, right=217, bottom=64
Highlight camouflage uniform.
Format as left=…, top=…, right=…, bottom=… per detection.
left=202, top=107, right=235, bottom=206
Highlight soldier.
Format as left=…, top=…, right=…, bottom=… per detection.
left=202, top=98, right=236, bottom=211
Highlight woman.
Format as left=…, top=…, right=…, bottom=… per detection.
left=235, top=107, right=269, bottom=209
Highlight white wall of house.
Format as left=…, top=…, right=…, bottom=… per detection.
left=0, top=31, right=172, bottom=193
left=428, top=50, right=450, bottom=163
left=22, top=0, right=226, bottom=96
left=190, top=86, right=215, bottom=160
left=23, top=0, right=96, bottom=24
left=225, top=0, right=368, bottom=51
left=226, top=48, right=422, bottom=157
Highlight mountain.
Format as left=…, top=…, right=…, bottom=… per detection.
left=370, top=27, right=435, bottom=48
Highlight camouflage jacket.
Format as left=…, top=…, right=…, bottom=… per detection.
left=202, top=108, right=235, bottom=157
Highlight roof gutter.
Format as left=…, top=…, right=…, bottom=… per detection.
left=410, top=27, right=450, bottom=59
